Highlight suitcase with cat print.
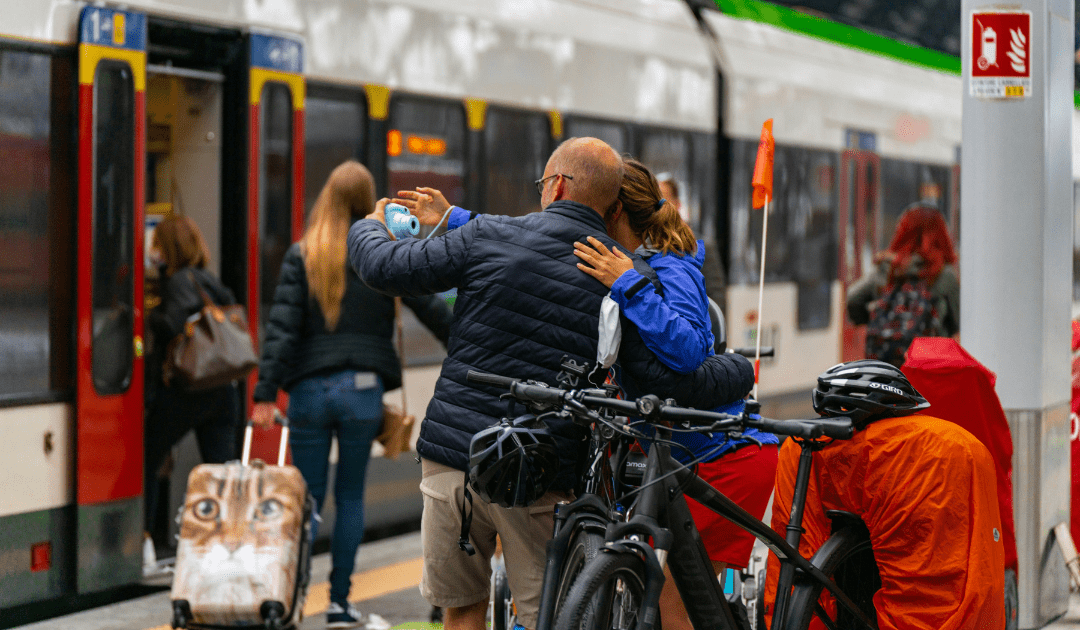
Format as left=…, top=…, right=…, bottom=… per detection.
left=171, top=415, right=313, bottom=630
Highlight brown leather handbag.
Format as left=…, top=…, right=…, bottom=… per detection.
left=376, top=297, right=415, bottom=459
left=164, top=272, right=258, bottom=391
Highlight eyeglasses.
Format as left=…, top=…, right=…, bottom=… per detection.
left=535, top=173, right=573, bottom=195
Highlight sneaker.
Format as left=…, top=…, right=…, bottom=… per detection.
left=326, top=603, right=391, bottom=630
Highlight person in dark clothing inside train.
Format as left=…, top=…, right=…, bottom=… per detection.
left=144, top=215, right=242, bottom=560
left=252, top=161, right=452, bottom=630
left=347, top=137, right=755, bottom=630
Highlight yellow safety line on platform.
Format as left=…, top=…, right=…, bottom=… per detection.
left=144, top=557, right=423, bottom=630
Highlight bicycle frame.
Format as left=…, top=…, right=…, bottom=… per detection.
left=602, top=434, right=878, bottom=630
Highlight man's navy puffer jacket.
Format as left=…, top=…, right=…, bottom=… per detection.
left=348, top=200, right=754, bottom=490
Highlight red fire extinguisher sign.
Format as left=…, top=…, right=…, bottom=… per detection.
left=970, top=11, right=1032, bottom=98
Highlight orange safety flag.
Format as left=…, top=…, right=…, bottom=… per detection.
left=751, top=119, right=774, bottom=209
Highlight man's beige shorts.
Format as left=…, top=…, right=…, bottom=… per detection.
left=419, top=459, right=571, bottom=629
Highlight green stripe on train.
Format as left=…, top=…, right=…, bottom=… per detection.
left=714, top=0, right=1080, bottom=109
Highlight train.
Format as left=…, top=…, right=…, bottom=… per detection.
left=1, top=0, right=1078, bottom=619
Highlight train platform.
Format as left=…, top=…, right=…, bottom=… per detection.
left=11, top=532, right=433, bottom=630
left=15, top=525, right=1080, bottom=629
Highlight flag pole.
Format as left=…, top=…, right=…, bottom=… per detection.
left=753, top=194, right=769, bottom=400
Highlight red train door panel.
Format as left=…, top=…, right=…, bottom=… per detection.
left=246, top=34, right=305, bottom=462
left=75, top=6, right=147, bottom=592
left=839, top=150, right=880, bottom=362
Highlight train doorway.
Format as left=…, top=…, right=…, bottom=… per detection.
left=838, top=142, right=881, bottom=362
left=140, top=19, right=245, bottom=564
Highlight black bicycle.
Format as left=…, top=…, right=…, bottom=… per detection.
left=466, top=369, right=881, bottom=630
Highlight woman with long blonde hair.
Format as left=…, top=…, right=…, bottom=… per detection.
left=252, top=161, right=452, bottom=629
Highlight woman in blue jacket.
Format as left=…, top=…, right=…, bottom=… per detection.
left=573, top=159, right=778, bottom=630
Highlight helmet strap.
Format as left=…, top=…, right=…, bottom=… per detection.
left=457, top=472, right=477, bottom=556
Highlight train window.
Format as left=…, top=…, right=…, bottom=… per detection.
left=91, top=61, right=136, bottom=395
left=0, top=50, right=74, bottom=400
left=305, top=86, right=365, bottom=217
left=259, top=82, right=293, bottom=342
left=879, top=159, right=952, bottom=251
left=639, top=129, right=693, bottom=228
left=484, top=108, right=549, bottom=217
left=728, top=140, right=837, bottom=330
left=1074, top=182, right=1080, bottom=302
left=387, top=97, right=465, bottom=366
left=388, top=96, right=466, bottom=210
left=565, top=118, right=628, bottom=154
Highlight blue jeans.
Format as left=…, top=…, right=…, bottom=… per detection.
left=288, top=370, right=384, bottom=604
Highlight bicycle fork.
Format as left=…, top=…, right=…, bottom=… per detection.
left=770, top=442, right=815, bottom=630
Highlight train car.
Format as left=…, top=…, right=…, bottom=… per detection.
left=0, top=0, right=1077, bottom=618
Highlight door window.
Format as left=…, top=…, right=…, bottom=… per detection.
left=484, top=107, right=549, bottom=217
left=91, top=61, right=136, bottom=394
left=305, top=86, right=365, bottom=218
left=259, top=82, right=293, bottom=340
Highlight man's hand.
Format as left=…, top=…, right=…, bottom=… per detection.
left=573, top=236, right=634, bottom=288
left=393, top=187, right=451, bottom=227
left=367, top=198, right=395, bottom=240
left=251, top=402, right=278, bottom=428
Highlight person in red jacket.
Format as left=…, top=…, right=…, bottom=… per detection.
left=764, top=360, right=1005, bottom=630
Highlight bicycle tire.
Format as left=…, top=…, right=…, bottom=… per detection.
left=493, top=565, right=512, bottom=630
left=555, top=551, right=648, bottom=630
left=783, top=526, right=880, bottom=630
left=552, top=529, right=605, bottom=621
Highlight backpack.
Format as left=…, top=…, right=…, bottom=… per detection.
left=865, top=277, right=944, bottom=367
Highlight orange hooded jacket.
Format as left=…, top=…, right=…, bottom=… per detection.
left=764, top=415, right=1005, bottom=630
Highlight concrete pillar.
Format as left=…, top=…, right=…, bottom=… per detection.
left=960, top=0, right=1074, bottom=626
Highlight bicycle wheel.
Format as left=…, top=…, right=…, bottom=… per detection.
left=552, top=529, right=604, bottom=617
left=493, top=564, right=513, bottom=630
left=783, top=526, right=880, bottom=630
left=555, top=551, right=647, bottom=630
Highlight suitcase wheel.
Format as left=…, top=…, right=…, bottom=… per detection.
left=172, top=600, right=191, bottom=629
left=261, top=601, right=286, bottom=630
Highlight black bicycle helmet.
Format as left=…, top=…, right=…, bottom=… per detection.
left=468, top=414, right=560, bottom=508
left=812, top=359, right=930, bottom=426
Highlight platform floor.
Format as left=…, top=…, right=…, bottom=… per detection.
left=12, top=532, right=433, bottom=630
left=16, top=527, right=1080, bottom=630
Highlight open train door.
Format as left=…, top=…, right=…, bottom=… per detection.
left=75, top=6, right=147, bottom=592
left=245, top=34, right=305, bottom=462
left=838, top=145, right=880, bottom=362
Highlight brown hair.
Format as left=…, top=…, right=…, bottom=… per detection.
left=618, top=159, right=696, bottom=255
left=301, top=161, right=375, bottom=330
left=152, top=215, right=210, bottom=278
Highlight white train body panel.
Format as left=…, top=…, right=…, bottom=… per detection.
left=0, top=404, right=74, bottom=518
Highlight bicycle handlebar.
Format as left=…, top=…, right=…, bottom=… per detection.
left=466, top=370, right=855, bottom=440
left=729, top=346, right=774, bottom=358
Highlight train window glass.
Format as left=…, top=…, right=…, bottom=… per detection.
left=640, top=130, right=693, bottom=229
left=259, top=82, right=293, bottom=343
left=484, top=108, right=549, bottom=217
left=388, top=97, right=466, bottom=211
left=0, top=50, right=74, bottom=399
left=91, top=61, right=136, bottom=395
left=1074, top=182, right=1080, bottom=302
left=305, top=87, right=365, bottom=217
left=387, top=97, right=465, bottom=366
left=565, top=118, right=628, bottom=154
left=691, top=132, right=721, bottom=301
left=879, top=159, right=952, bottom=251
left=728, top=140, right=837, bottom=330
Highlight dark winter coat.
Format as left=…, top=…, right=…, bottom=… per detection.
left=253, top=243, right=453, bottom=403
left=348, top=200, right=755, bottom=490
left=846, top=255, right=960, bottom=337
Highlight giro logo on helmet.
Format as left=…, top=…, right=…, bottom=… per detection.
left=868, top=382, right=903, bottom=395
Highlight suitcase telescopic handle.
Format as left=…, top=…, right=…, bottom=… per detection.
left=243, top=409, right=290, bottom=467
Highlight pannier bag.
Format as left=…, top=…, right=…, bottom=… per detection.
left=165, top=271, right=258, bottom=390
left=171, top=418, right=312, bottom=630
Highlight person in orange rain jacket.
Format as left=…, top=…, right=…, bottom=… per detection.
left=764, top=360, right=1005, bottom=630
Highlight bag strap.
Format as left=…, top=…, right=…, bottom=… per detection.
left=395, top=297, right=408, bottom=415
left=187, top=269, right=215, bottom=309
